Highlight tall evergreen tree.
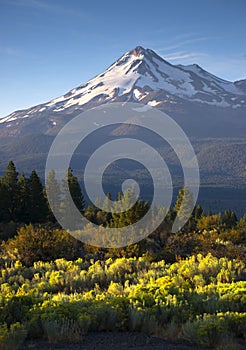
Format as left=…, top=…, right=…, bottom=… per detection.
left=29, top=170, right=48, bottom=223
left=44, top=169, right=61, bottom=222
left=0, top=181, right=9, bottom=222
left=84, top=204, right=99, bottom=224
left=62, top=167, right=85, bottom=215
left=223, top=209, right=237, bottom=229
left=110, top=188, right=149, bottom=228
left=17, top=172, right=30, bottom=223
left=174, top=186, right=194, bottom=232
left=238, top=214, right=246, bottom=230
left=2, top=161, right=19, bottom=221
left=193, top=204, right=204, bottom=221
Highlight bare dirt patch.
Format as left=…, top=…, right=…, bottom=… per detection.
left=20, top=331, right=206, bottom=350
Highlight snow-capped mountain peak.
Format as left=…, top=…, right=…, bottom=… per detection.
left=43, top=46, right=245, bottom=111
left=0, top=46, right=245, bottom=128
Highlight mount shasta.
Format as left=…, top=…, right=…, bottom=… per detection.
left=0, top=46, right=245, bottom=213
left=1, top=46, right=246, bottom=136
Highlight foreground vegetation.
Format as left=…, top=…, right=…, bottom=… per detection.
left=0, top=254, right=245, bottom=349
left=0, top=161, right=245, bottom=349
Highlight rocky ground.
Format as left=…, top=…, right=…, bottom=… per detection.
left=20, top=331, right=206, bottom=350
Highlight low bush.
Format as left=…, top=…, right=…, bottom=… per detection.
left=0, top=323, right=27, bottom=350
left=0, top=254, right=245, bottom=345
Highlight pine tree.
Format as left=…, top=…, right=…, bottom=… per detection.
left=84, top=204, right=99, bottom=224
left=193, top=204, right=204, bottom=221
left=174, top=186, right=194, bottom=232
left=111, top=188, right=149, bottom=228
left=29, top=170, right=48, bottom=223
left=2, top=161, right=19, bottom=221
left=238, top=214, right=246, bottom=230
left=68, top=167, right=85, bottom=214
left=62, top=167, right=85, bottom=214
left=17, top=172, right=30, bottom=223
left=44, top=169, right=61, bottom=222
left=60, top=167, right=85, bottom=229
left=0, top=181, right=9, bottom=222
left=223, top=209, right=237, bottom=229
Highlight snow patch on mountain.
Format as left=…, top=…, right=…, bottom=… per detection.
left=178, top=63, right=242, bottom=95
left=148, top=100, right=160, bottom=107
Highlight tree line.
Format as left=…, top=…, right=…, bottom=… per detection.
left=0, top=161, right=151, bottom=229
left=0, top=161, right=85, bottom=224
left=0, top=160, right=245, bottom=266
left=0, top=160, right=243, bottom=235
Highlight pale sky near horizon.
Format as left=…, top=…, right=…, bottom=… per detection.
left=0, top=0, right=245, bottom=117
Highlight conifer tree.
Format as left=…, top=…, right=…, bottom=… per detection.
left=111, top=188, right=149, bottom=228
left=60, top=167, right=85, bottom=229
left=223, top=209, right=237, bottom=229
left=2, top=161, right=19, bottom=221
left=29, top=170, right=48, bottom=223
left=0, top=181, right=9, bottom=222
left=44, top=169, right=61, bottom=222
left=174, top=186, right=194, bottom=232
left=17, top=172, right=30, bottom=223
left=193, top=204, right=204, bottom=221
left=62, top=167, right=85, bottom=214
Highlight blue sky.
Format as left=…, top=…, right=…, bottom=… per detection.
left=0, top=0, right=245, bottom=117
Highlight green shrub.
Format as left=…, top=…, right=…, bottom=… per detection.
left=0, top=323, right=27, bottom=350
left=128, top=307, right=145, bottom=332
left=42, top=318, right=83, bottom=343
left=157, top=321, right=181, bottom=339
left=89, top=302, right=119, bottom=331
left=181, top=312, right=246, bottom=347
left=0, top=254, right=245, bottom=345
left=0, top=296, right=34, bottom=326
